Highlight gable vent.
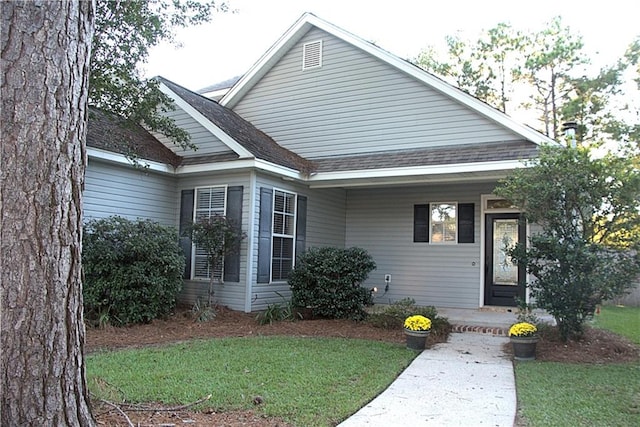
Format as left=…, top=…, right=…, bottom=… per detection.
left=302, top=40, right=322, bottom=70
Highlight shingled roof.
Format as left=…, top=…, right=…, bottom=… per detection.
left=87, top=108, right=182, bottom=167
left=313, top=141, right=539, bottom=172
left=158, top=77, right=316, bottom=175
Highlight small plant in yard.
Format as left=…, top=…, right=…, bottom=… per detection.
left=366, top=298, right=451, bottom=340
left=256, top=292, right=298, bottom=325
left=186, top=214, right=246, bottom=316
left=191, top=298, right=216, bottom=322
left=508, top=322, right=538, bottom=337
left=404, top=315, right=432, bottom=331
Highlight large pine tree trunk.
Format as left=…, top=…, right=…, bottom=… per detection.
left=1, top=1, right=95, bottom=425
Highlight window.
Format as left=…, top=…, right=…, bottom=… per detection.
left=271, top=189, right=296, bottom=281
left=193, top=186, right=226, bottom=279
left=430, top=203, right=457, bottom=243
left=414, top=202, right=474, bottom=244
left=302, top=40, right=322, bottom=70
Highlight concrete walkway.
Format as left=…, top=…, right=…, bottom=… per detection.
left=338, top=332, right=516, bottom=427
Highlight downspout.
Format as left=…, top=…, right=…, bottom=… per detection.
left=244, top=171, right=257, bottom=313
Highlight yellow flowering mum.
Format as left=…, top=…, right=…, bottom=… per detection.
left=508, top=322, right=537, bottom=337
left=404, top=315, right=432, bottom=331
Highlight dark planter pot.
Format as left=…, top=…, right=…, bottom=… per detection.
left=510, top=336, right=539, bottom=361
left=404, top=329, right=430, bottom=351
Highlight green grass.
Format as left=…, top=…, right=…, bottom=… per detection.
left=515, top=305, right=640, bottom=426
left=593, top=305, right=640, bottom=345
left=515, top=362, right=640, bottom=426
left=87, top=336, right=416, bottom=426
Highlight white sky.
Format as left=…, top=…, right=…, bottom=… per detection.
left=145, top=0, right=639, bottom=92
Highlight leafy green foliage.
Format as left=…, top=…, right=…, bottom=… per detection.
left=255, top=292, right=299, bottom=325
left=90, top=0, right=228, bottom=151
left=366, top=298, right=452, bottom=340
left=83, top=216, right=185, bottom=327
left=495, top=146, right=640, bottom=340
left=414, top=17, right=639, bottom=146
left=289, top=247, right=376, bottom=320
left=186, top=214, right=245, bottom=310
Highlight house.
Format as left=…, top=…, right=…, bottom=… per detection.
left=84, top=13, right=557, bottom=313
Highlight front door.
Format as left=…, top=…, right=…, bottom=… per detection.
left=484, top=213, right=526, bottom=306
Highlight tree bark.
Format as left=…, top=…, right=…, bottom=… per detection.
left=1, top=1, right=95, bottom=425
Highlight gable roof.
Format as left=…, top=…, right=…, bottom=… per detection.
left=157, top=77, right=316, bottom=175
left=87, top=107, right=181, bottom=167
left=221, top=12, right=556, bottom=147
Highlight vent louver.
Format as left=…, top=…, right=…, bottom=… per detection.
left=302, top=40, right=322, bottom=70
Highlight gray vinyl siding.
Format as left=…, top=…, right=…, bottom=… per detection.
left=154, top=106, right=235, bottom=157
left=345, top=183, right=497, bottom=309
left=84, top=159, right=177, bottom=226
left=233, top=27, right=520, bottom=159
left=249, top=174, right=347, bottom=311
left=177, top=171, right=251, bottom=311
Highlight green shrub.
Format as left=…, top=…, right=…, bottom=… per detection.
left=366, top=298, right=452, bottom=340
left=289, top=247, right=376, bottom=320
left=83, top=216, right=185, bottom=327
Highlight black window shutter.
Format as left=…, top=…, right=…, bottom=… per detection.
left=413, top=204, right=429, bottom=242
left=179, top=189, right=195, bottom=279
left=458, top=203, right=475, bottom=243
left=223, top=186, right=243, bottom=282
left=257, top=188, right=273, bottom=283
left=295, top=195, right=307, bottom=260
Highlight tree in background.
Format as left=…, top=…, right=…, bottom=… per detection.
left=415, top=16, right=639, bottom=148
left=90, top=0, right=228, bottom=152
left=416, top=23, right=525, bottom=114
left=1, top=2, right=95, bottom=424
left=495, top=146, right=640, bottom=341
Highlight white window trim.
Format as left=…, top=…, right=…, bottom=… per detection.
left=191, top=185, right=228, bottom=281
left=270, top=188, right=297, bottom=283
left=302, top=39, right=323, bottom=70
left=430, top=202, right=458, bottom=244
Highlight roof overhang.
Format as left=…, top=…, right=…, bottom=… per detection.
left=87, top=147, right=176, bottom=174
left=306, top=159, right=527, bottom=188
left=158, top=81, right=254, bottom=159
left=87, top=147, right=305, bottom=180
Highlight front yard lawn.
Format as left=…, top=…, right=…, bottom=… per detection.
left=515, top=305, right=640, bottom=426
left=87, top=336, right=416, bottom=426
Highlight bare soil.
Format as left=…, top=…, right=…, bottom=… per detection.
left=87, top=306, right=639, bottom=426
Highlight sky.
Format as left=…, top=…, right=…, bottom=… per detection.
left=145, top=0, right=639, bottom=93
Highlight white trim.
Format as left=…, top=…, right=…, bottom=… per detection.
left=245, top=171, right=257, bottom=312
left=302, top=39, right=323, bottom=70
left=270, top=188, right=298, bottom=284
left=176, top=158, right=304, bottom=180
left=87, top=147, right=175, bottom=174
left=220, top=13, right=557, bottom=147
left=479, top=194, right=528, bottom=308
left=158, top=82, right=254, bottom=158
left=308, top=159, right=526, bottom=184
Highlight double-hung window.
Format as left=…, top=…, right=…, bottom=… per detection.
left=193, top=186, right=226, bottom=279
left=430, top=202, right=457, bottom=243
left=271, top=189, right=296, bottom=281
